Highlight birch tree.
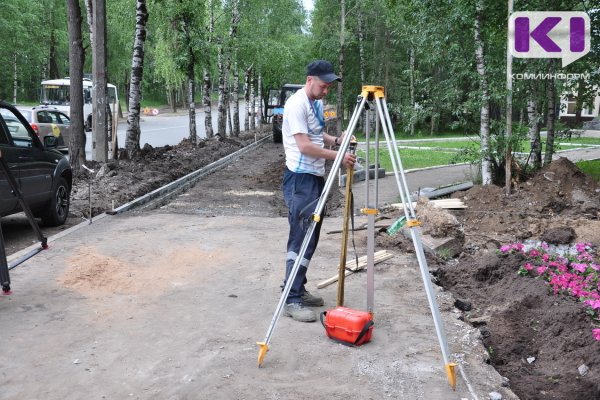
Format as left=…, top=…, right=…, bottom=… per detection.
left=216, top=47, right=227, bottom=136
left=232, top=61, right=240, bottom=136
left=527, top=95, right=542, bottom=170
left=216, top=0, right=239, bottom=137
left=124, top=0, right=148, bottom=158
left=249, top=71, right=256, bottom=131
left=203, top=69, right=214, bottom=138
left=203, top=0, right=215, bottom=139
left=244, top=66, right=251, bottom=131
left=257, top=73, right=263, bottom=134
left=544, top=60, right=557, bottom=166
left=237, top=0, right=306, bottom=132
left=474, top=0, right=492, bottom=185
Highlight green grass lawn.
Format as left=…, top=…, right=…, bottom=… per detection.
left=353, top=130, right=476, bottom=141
left=397, top=140, right=480, bottom=149
left=140, top=99, right=167, bottom=108
left=576, top=160, right=600, bottom=181
left=357, top=148, right=458, bottom=170
left=363, top=137, right=600, bottom=149
left=358, top=137, right=600, bottom=171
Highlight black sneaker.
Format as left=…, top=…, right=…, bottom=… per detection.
left=301, top=290, right=324, bottom=307
left=284, top=303, right=317, bottom=322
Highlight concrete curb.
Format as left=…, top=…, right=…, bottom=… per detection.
left=7, top=213, right=109, bottom=266
left=109, top=134, right=272, bottom=214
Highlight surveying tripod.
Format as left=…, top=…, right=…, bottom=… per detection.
left=257, top=86, right=457, bottom=389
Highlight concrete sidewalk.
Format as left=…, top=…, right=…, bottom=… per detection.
left=3, top=141, right=598, bottom=399
left=1, top=212, right=515, bottom=400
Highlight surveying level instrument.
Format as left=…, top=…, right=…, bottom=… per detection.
left=257, top=85, right=457, bottom=390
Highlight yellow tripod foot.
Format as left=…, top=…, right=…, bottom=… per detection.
left=257, top=342, right=269, bottom=367
left=445, top=363, right=458, bottom=390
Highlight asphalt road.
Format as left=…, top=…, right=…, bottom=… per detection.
left=85, top=102, right=256, bottom=160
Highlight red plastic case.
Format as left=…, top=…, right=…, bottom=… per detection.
left=320, top=306, right=374, bottom=346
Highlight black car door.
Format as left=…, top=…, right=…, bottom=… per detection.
left=0, top=114, right=20, bottom=215
left=3, top=110, right=54, bottom=209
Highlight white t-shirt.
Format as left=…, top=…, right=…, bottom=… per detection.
left=282, top=88, right=326, bottom=176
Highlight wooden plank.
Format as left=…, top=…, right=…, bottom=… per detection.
left=390, top=199, right=466, bottom=210
left=317, top=250, right=394, bottom=289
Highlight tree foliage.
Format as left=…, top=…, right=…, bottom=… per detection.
left=1, top=0, right=598, bottom=178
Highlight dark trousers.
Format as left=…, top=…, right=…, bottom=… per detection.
left=282, top=168, right=325, bottom=304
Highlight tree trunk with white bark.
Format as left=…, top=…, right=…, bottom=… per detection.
left=257, top=73, right=263, bottom=134
left=203, top=68, right=213, bottom=138
left=232, top=63, right=240, bottom=137
left=528, top=98, right=542, bottom=170
left=409, top=48, right=415, bottom=136
left=124, top=0, right=148, bottom=159
left=217, top=46, right=227, bottom=136
left=250, top=72, right=255, bottom=131
left=474, top=0, right=492, bottom=185
left=244, top=66, right=251, bottom=131
left=544, top=67, right=556, bottom=165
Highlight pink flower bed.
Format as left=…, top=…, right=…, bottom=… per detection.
left=500, top=242, right=600, bottom=341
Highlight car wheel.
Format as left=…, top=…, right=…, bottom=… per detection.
left=42, top=177, right=70, bottom=226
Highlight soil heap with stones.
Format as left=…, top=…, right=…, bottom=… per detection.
left=385, top=158, right=600, bottom=400
left=69, top=134, right=261, bottom=217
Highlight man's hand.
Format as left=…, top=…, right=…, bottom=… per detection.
left=337, top=131, right=356, bottom=146
left=342, top=152, right=357, bottom=169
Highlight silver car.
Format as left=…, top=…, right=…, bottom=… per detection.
left=17, top=105, right=69, bottom=154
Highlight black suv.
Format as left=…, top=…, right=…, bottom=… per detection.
left=0, top=101, right=72, bottom=226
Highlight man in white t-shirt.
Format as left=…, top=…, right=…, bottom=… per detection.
left=281, top=60, right=356, bottom=322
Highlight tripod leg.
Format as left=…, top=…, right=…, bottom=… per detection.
left=0, top=221, right=11, bottom=294
left=374, top=95, right=456, bottom=389
left=363, top=107, right=376, bottom=313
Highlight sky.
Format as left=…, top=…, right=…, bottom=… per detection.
left=302, top=0, right=314, bottom=12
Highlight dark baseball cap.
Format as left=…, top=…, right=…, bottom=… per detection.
left=306, top=60, right=341, bottom=83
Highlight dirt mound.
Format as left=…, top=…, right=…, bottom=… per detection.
left=461, top=157, right=600, bottom=218
left=456, top=158, right=600, bottom=251
left=525, top=157, right=600, bottom=216
left=59, top=245, right=220, bottom=297
left=434, top=158, right=600, bottom=399
left=437, top=250, right=600, bottom=400
left=70, top=133, right=345, bottom=220
left=70, top=133, right=261, bottom=218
